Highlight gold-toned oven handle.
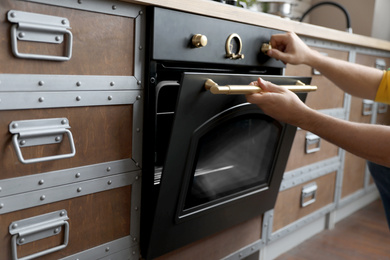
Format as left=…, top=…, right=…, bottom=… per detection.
left=204, top=79, right=317, bottom=95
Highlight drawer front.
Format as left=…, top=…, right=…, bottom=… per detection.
left=0, top=186, right=134, bottom=260
left=0, top=0, right=137, bottom=76
left=284, top=129, right=339, bottom=172
left=376, top=103, right=390, bottom=125
left=156, top=216, right=262, bottom=260
left=342, top=151, right=366, bottom=198
left=1, top=105, right=133, bottom=179
left=272, top=171, right=336, bottom=232
left=285, top=47, right=348, bottom=110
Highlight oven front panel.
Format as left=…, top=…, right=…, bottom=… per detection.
left=150, top=7, right=285, bottom=69
left=144, top=72, right=309, bottom=259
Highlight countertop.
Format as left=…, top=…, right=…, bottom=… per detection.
left=121, top=0, right=390, bottom=51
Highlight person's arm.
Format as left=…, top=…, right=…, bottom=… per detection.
left=267, top=32, right=384, bottom=100
left=246, top=78, right=390, bottom=167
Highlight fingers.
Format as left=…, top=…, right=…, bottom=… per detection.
left=256, top=78, right=286, bottom=93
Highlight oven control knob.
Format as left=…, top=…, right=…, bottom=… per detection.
left=192, top=34, right=208, bottom=48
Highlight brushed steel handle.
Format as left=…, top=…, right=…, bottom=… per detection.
left=204, top=79, right=317, bottom=95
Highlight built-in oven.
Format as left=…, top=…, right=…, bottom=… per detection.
left=141, top=7, right=314, bottom=259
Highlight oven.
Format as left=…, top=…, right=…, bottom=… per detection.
left=141, top=7, right=314, bottom=259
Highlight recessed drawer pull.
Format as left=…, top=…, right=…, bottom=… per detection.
left=204, top=78, right=317, bottom=95
left=305, top=133, right=321, bottom=154
left=9, top=118, right=76, bottom=164
left=301, top=182, right=318, bottom=207
left=9, top=210, right=69, bottom=260
left=7, top=10, right=73, bottom=61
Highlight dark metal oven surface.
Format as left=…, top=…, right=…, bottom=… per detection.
left=141, top=7, right=312, bottom=259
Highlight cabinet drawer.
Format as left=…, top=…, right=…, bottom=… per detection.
left=342, top=151, right=366, bottom=198
left=285, top=47, right=348, bottom=110
left=0, top=1, right=138, bottom=76
left=272, top=172, right=336, bottom=232
left=376, top=103, right=390, bottom=126
left=1, top=105, right=133, bottom=179
left=285, top=129, right=339, bottom=172
left=0, top=186, right=134, bottom=260
left=156, top=216, right=262, bottom=260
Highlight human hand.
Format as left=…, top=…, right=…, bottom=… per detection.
left=246, top=78, right=312, bottom=126
left=267, top=32, right=315, bottom=66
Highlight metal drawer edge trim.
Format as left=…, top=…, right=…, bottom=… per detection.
left=20, top=0, right=143, bottom=18
left=303, top=36, right=390, bottom=58
left=338, top=183, right=377, bottom=209
left=280, top=157, right=340, bottom=191
left=268, top=203, right=335, bottom=243
left=0, top=170, right=140, bottom=214
left=0, top=90, right=141, bottom=110
left=0, top=159, right=137, bottom=197
left=58, top=236, right=138, bottom=260
left=221, top=239, right=263, bottom=260
left=0, top=74, right=139, bottom=92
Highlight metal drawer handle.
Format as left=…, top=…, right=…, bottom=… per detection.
left=9, top=210, right=69, bottom=260
left=362, top=99, right=374, bottom=116
left=204, top=79, right=317, bottom=95
left=301, top=182, right=318, bottom=207
left=8, top=10, right=73, bottom=61
left=9, top=118, right=76, bottom=164
left=378, top=103, right=388, bottom=114
left=305, top=133, right=321, bottom=154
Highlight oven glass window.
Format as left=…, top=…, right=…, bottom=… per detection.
left=183, top=114, right=282, bottom=211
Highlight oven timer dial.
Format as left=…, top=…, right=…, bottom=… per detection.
left=191, top=34, right=208, bottom=48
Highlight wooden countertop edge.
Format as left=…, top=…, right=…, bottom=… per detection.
left=123, top=0, right=390, bottom=52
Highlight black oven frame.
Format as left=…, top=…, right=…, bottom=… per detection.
left=141, top=7, right=312, bottom=259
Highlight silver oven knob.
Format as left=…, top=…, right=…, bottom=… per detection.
left=192, top=34, right=208, bottom=48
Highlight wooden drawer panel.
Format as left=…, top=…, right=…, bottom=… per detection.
left=285, top=47, right=348, bottom=110
left=0, top=0, right=135, bottom=76
left=0, top=186, right=132, bottom=260
left=0, top=105, right=132, bottom=179
left=273, top=172, right=336, bottom=232
left=156, top=216, right=262, bottom=260
left=342, top=151, right=366, bottom=198
left=342, top=95, right=372, bottom=196
left=285, top=129, right=339, bottom=172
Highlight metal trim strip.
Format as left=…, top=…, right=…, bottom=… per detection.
left=338, top=183, right=377, bottom=209
left=58, top=236, right=138, bottom=260
left=303, top=36, right=390, bottom=58
left=0, top=90, right=141, bottom=110
left=0, top=74, right=138, bottom=92
left=18, top=0, right=142, bottom=18
left=0, top=170, right=141, bottom=214
left=269, top=203, right=335, bottom=242
left=221, top=239, right=263, bottom=260
left=0, top=159, right=137, bottom=198
left=280, top=157, right=340, bottom=191
left=134, top=7, right=146, bottom=84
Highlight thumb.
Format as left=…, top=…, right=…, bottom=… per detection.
left=257, top=78, right=285, bottom=93
left=268, top=49, right=289, bottom=64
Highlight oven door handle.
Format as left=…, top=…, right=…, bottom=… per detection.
left=204, top=79, right=317, bottom=95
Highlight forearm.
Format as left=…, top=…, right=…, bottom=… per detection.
left=300, top=108, right=390, bottom=167
left=306, top=50, right=383, bottom=100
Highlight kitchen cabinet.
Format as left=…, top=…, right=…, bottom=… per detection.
left=0, top=1, right=144, bottom=259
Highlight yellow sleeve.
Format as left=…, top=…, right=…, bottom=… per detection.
left=375, top=70, right=390, bottom=104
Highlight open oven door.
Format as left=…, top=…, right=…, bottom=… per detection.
left=143, top=72, right=312, bottom=259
